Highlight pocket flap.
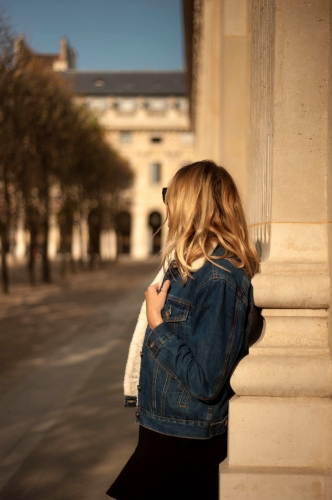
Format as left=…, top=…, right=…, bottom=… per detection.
left=162, top=295, right=191, bottom=322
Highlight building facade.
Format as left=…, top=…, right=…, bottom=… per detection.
left=63, top=70, right=194, bottom=259
left=183, top=1, right=332, bottom=498
left=12, top=38, right=194, bottom=261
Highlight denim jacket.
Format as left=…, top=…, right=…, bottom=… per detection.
left=134, top=247, right=253, bottom=439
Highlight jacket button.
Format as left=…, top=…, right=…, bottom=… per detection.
left=137, top=385, right=141, bottom=391
left=135, top=411, right=139, bottom=418
left=148, top=341, right=155, bottom=349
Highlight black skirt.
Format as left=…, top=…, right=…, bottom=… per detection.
left=106, top=425, right=227, bottom=500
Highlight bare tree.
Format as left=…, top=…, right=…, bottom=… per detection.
left=0, top=10, right=16, bottom=292
left=0, top=15, right=133, bottom=292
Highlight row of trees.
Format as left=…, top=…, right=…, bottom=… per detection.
left=0, top=14, right=133, bottom=293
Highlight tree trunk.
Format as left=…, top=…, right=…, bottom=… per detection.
left=42, top=216, right=51, bottom=283
left=28, top=233, right=37, bottom=286
left=0, top=229, right=9, bottom=294
left=60, top=253, right=67, bottom=277
left=41, top=179, right=51, bottom=284
left=70, top=256, right=76, bottom=274
left=1, top=168, right=11, bottom=294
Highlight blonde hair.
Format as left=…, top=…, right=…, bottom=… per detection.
left=161, top=160, right=259, bottom=282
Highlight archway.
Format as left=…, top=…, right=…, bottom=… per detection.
left=88, top=208, right=101, bottom=266
left=149, top=211, right=162, bottom=255
left=115, top=211, right=131, bottom=254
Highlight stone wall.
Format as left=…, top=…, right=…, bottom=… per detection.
left=183, top=0, right=332, bottom=497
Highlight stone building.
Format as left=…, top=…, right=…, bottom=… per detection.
left=62, top=70, right=194, bottom=259
left=14, top=35, right=76, bottom=71
left=12, top=37, right=194, bottom=261
left=183, top=0, right=332, bottom=498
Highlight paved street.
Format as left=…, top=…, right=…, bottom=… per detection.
left=0, top=259, right=159, bottom=500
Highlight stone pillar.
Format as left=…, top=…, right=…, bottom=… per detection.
left=100, top=229, right=117, bottom=261
left=194, top=0, right=251, bottom=198
left=72, top=220, right=81, bottom=260
left=80, top=216, right=88, bottom=261
left=131, top=206, right=150, bottom=259
left=220, top=1, right=332, bottom=498
left=48, top=214, right=58, bottom=259
left=130, top=159, right=149, bottom=260
left=14, top=224, right=26, bottom=260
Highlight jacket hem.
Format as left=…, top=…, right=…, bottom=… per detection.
left=135, top=408, right=228, bottom=439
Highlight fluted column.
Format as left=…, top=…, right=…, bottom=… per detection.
left=220, top=1, right=332, bottom=498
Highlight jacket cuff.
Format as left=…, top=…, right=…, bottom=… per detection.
left=124, top=395, right=137, bottom=407
left=146, top=322, right=175, bottom=358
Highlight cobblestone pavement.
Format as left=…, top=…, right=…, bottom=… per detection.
left=0, top=259, right=159, bottom=500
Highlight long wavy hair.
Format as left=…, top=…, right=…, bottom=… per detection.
left=161, top=160, right=259, bottom=282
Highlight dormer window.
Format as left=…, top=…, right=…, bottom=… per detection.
left=94, top=78, right=105, bottom=87
left=145, top=98, right=168, bottom=112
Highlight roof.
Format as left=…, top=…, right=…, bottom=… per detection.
left=35, top=53, right=58, bottom=69
left=60, top=70, right=186, bottom=96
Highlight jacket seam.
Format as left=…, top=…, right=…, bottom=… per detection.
left=138, top=407, right=228, bottom=425
left=195, top=274, right=236, bottom=296
left=237, top=273, right=249, bottom=299
left=166, top=295, right=193, bottom=307
left=196, top=296, right=241, bottom=401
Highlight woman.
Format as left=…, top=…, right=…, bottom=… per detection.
left=107, top=160, right=259, bottom=500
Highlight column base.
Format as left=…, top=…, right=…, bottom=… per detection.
left=220, top=459, right=332, bottom=500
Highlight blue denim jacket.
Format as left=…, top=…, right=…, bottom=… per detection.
left=135, top=247, right=253, bottom=439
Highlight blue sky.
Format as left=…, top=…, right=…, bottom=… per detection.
left=3, top=0, right=184, bottom=70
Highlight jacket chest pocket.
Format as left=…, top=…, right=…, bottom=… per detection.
left=161, top=295, right=191, bottom=323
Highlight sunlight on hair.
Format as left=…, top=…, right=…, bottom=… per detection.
left=160, top=160, right=259, bottom=283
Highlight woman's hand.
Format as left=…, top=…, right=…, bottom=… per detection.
left=145, top=280, right=171, bottom=329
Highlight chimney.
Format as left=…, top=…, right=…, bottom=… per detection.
left=53, top=38, right=76, bottom=71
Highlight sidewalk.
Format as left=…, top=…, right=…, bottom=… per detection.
left=0, top=260, right=159, bottom=500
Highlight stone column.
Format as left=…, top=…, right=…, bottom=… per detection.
left=131, top=205, right=150, bottom=259
left=80, top=216, right=88, bottom=261
left=14, top=222, right=26, bottom=260
left=72, top=218, right=81, bottom=260
left=220, top=1, right=332, bottom=498
left=130, top=158, right=148, bottom=260
left=193, top=0, right=251, bottom=197
left=48, top=214, right=58, bottom=259
left=100, top=229, right=117, bottom=261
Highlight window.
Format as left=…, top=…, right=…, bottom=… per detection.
left=114, top=98, right=138, bottom=113
left=150, top=163, right=162, bottom=184
left=151, top=136, right=162, bottom=144
left=175, top=98, right=189, bottom=112
left=120, top=131, right=132, bottom=144
left=180, top=132, right=194, bottom=144
left=85, top=97, right=109, bottom=111
left=145, top=98, right=168, bottom=112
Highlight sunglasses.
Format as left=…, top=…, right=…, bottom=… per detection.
left=162, top=187, right=167, bottom=204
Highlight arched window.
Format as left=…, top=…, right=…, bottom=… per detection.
left=149, top=211, right=162, bottom=254
left=115, top=211, right=131, bottom=254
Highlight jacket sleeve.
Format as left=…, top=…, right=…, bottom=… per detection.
left=146, top=278, right=248, bottom=402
